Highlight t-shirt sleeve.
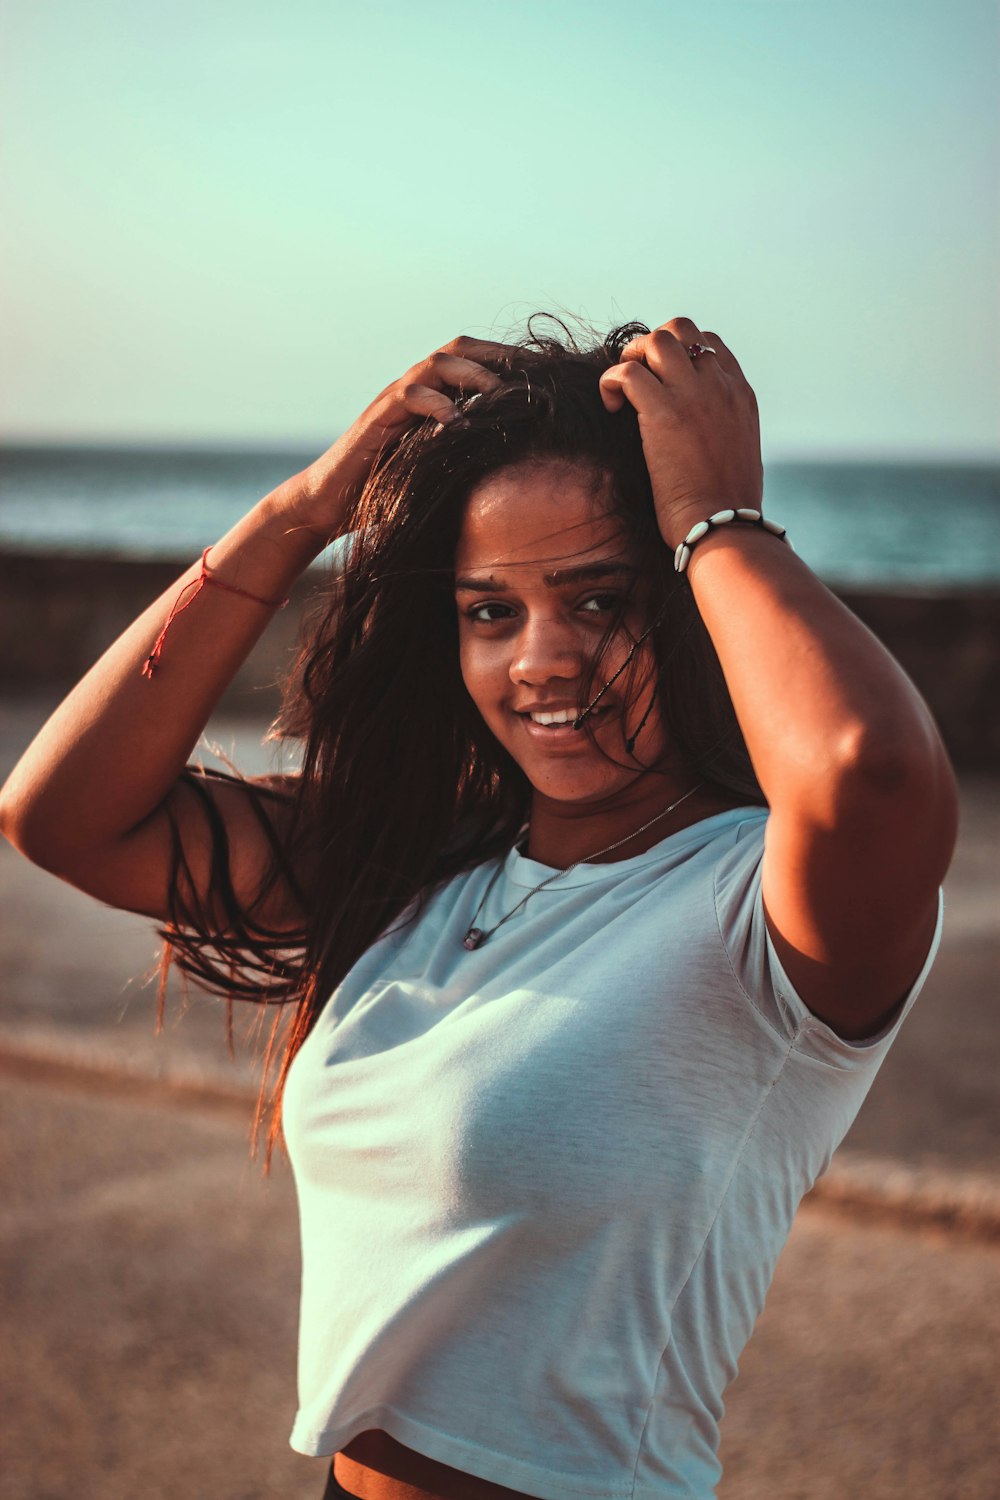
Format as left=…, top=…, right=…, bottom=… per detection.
left=327, top=530, right=357, bottom=573
left=712, top=815, right=945, bottom=1067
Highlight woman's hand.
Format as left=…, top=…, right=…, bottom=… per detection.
left=288, top=337, right=518, bottom=539
left=598, top=317, right=764, bottom=550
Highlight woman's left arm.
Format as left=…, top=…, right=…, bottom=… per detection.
left=601, top=318, right=959, bottom=1041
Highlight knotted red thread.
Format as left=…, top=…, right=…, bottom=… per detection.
left=141, top=546, right=290, bottom=679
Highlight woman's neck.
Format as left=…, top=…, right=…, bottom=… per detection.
left=525, top=779, right=744, bottom=869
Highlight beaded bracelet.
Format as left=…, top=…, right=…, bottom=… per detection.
left=673, top=508, right=790, bottom=574
left=141, top=546, right=290, bottom=679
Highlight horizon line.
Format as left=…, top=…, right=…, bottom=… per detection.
left=0, top=434, right=998, bottom=469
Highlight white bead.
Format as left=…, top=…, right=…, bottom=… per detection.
left=709, top=509, right=736, bottom=525
left=674, top=542, right=691, bottom=573
left=684, top=520, right=711, bottom=544
left=736, top=507, right=761, bottom=521
left=761, top=516, right=786, bottom=535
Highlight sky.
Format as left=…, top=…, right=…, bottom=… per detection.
left=1, top=0, right=997, bottom=460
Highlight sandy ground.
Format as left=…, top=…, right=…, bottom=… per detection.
left=1, top=692, right=998, bottom=1498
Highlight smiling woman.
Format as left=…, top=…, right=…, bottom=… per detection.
left=455, top=463, right=677, bottom=823
left=0, top=314, right=957, bottom=1500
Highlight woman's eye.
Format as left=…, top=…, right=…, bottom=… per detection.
left=462, top=593, right=621, bottom=624
left=580, top=593, right=621, bottom=614
left=466, top=602, right=514, bottom=624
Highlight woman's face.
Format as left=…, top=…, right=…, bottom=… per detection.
left=455, top=460, right=668, bottom=807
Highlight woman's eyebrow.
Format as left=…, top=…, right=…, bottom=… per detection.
left=543, top=562, right=637, bottom=588
left=455, top=562, right=636, bottom=593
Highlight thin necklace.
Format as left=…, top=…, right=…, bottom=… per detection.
left=462, top=782, right=704, bottom=950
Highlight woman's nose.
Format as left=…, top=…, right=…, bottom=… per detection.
left=509, top=617, right=585, bottom=685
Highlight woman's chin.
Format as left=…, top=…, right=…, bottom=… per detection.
left=491, top=713, right=670, bottom=806
left=520, top=761, right=648, bottom=807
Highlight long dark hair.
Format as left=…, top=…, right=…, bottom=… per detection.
left=157, top=315, right=765, bottom=1167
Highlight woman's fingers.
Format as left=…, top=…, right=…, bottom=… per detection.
left=600, top=317, right=742, bottom=414
left=699, top=330, right=744, bottom=380
left=625, top=318, right=726, bottom=379
left=304, top=338, right=522, bottom=517
left=621, top=328, right=689, bottom=379
left=422, top=352, right=505, bottom=396
left=441, top=336, right=521, bottom=371
left=399, top=381, right=466, bottom=425
left=598, top=358, right=664, bottom=413
left=397, top=340, right=520, bottom=426
left=400, top=357, right=501, bottom=426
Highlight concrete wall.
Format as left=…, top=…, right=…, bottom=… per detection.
left=0, top=550, right=310, bottom=719
left=1, top=550, right=997, bottom=768
left=833, top=588, right=1000, bottom=771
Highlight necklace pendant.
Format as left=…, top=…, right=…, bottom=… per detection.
left=463, top=928, right=486, bottom=951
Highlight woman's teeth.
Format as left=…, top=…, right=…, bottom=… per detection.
left=527, top=708, right=609, bottom=726
left=531, top=709, right=577, bottom=725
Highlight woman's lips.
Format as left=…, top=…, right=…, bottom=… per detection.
left=516, top=707, right=614, bottom=747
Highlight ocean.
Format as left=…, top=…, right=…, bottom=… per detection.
left=0, top=444, right=998, bottom=588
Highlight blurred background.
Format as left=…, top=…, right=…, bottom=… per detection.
left=1, top=2, right=998, bottom=1498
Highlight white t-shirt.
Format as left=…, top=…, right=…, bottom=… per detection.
left=282, top=806, right=943, bottom=1499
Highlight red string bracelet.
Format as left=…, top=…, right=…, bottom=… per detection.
left=141, top=546, right=290, bottom=679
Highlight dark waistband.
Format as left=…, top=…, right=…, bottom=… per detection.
left=323, top=1461, right=360, bottom=1499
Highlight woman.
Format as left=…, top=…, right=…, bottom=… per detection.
left=0, top=315, right=958, bottom=1500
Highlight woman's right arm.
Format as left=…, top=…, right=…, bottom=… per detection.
left=0, top=475, right=331, bottom=930
left=0, top=337, right=510, bottom=932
